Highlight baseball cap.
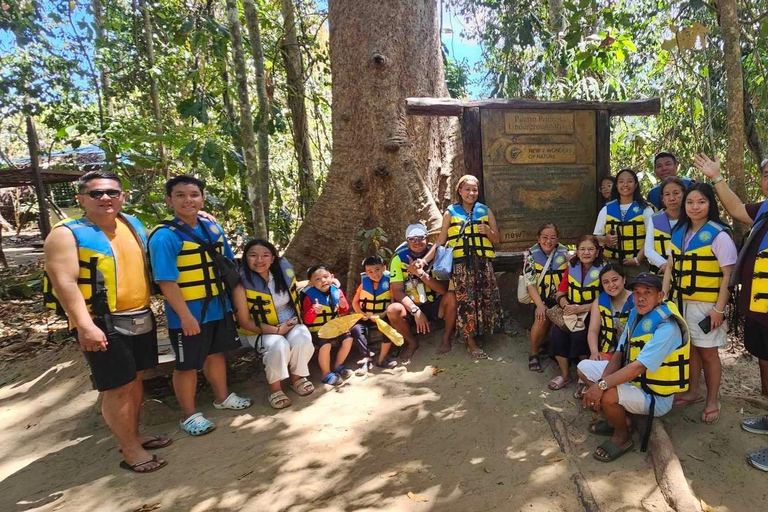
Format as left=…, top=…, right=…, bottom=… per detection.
left=654, top=151, right=677, bottom=164
left=405, top=223, right=428, bottom=238
left=630, top=272, right=663, bottom=291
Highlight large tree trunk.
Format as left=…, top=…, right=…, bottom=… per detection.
left=242, top=0, right=271, bottom=226
left=280, top=0, right=318, bottom=218
left=137, top=0, right=168, bottom=176
left=284, top=0, right=462, bottom=292
left=718, top=0, right=747, bottom=237
left=225, top=0, right=268, bottom=238
left=91, top=0, right=114, bottom=118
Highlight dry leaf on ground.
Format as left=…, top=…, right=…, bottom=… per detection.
left=407, top=492, right=429, bottom=503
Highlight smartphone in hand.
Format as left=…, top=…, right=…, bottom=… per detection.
left=698, top=316, right=712, bottom=335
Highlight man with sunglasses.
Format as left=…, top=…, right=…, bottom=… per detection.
left=44, top=171, right=169, bottom=473
left=387, top=223, right=457, bottom=363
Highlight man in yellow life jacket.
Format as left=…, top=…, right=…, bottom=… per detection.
left=577, top=273, right=690, bottom=462
left=44, top=171, right=169, bottom=474
left=148, top=175, right=252, bottom=438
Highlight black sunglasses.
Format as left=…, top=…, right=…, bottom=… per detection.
left=79, top=189, right=122, bottom=199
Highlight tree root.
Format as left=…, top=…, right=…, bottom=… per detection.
left=543, top=409, right=601, bottom=512
left=648, top=420, right=702, bottom=512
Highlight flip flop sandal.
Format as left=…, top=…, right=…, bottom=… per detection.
left=375, top=358, right=398, bottom=369
left=290, top=377, right=315, bottom=396
left=528, top=355, right=541, bottom=372
left=747, top=447, right=768, bottom=471
left=119, top=435, right=173, bottom=453
left=322, top=372, right=341, bottom=386
left=354, top=363, right=370, bottom=376
left=119, top=454, right=167, bottom=473
left=470, top=349, right=489, bottom=360
left=593, top=439, right=634, bottom=462
left=548, top=376, right=573, bottom=390
left=742, top=415, right=768, bottom=435
left=589, top=420, right=615, bottom=436
left=268, top=391, right=292, bottom=409
left=180, top=412, right=216, bottom=436
left=213, top=392, right=253, bottom=410
left=673, top=395, right=704, bottom=406
left=334, top=365, right=354, bottom=379
left=701, top=405, right=721, bottom=425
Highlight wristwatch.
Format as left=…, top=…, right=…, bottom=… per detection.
left=410, top=305, right=420, bottom=315
left=597, top=379, right=608, bottom=391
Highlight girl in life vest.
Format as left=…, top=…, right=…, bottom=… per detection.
left=522, top=222, right=570, bottom=371
left=431, top=174, right=503, bottom=358
left=232, top=239, right=314, bottom=410
left=586, top=265, right=634, bottom=363
left=595, top=169, right=654, bottom=283
left=644, top=177, right=686, bottom=275
left=549, top=235, right=606, bottom=391
left=662, top=183, right=737, bottom=424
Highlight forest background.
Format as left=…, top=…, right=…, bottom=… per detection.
left=2, top=0, right=768, bottom=290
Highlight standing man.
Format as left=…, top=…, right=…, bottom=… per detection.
left=44, top=171, right=169, bottom=473
left=647, top=152, right=693, bottom=210
left=386, top=223, right=457, bottom=362
left=148, top=175, right=251, bottom=437
left=694, top=154, right=768, bottom=471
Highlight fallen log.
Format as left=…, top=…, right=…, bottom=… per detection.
left=648, top=420, right=702, bottom=512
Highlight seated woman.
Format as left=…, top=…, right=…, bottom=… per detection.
left=594, top=169, right=654, bottom=283
left=522, top=223, right=569, bottom=371
left=585, top=264, right=634, bottom=367
left=549, top=235, right=606, bottom=390
left=232, top=239, right=315, bottom=410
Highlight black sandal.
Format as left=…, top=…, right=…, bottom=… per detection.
left=528, top=355, right=541, bottom=372
left=119, top=454, right=167, bottom=473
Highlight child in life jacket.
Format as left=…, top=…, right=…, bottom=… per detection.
left=351, top=255, right=398, bottom=375
left=302, top=265, right=354, bottom=386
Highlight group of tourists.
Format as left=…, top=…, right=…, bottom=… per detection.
left=523, top=151, right=768, bottom=468
left=42, top=171, right=502, bottom=473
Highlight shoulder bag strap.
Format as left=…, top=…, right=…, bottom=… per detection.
left=537, top=249, right=556, bottom=289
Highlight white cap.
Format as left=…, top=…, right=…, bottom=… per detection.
left=405, top=223, right=428, bottom=238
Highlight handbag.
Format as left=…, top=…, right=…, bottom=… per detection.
left=545, top=304, right=567, bottom=330
left=518, top=249, right=555, bottom=304
left=563, top=311, right=588, bottom=332
left=433, top=245, right=453, bottom=280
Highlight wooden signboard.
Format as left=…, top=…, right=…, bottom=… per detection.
left=481, top=109, right=596, bottom=252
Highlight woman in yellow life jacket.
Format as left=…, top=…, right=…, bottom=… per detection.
left=644, top=177, right=686, bottom=275
left=662, top=183, right=737, bottom=424
left=586, top=265, right=633, bottom=363
left=595, top=169, right=654, bottom=283
left=549, top=235, right=606, bottom=390
left=232, top=239, right=315, bottom=410
left=432, top=175, right=503, bottom=357
left=522, top=223, right=570, bottom=371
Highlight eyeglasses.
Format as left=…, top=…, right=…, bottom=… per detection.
left=407, top=236, right=427, bottom=242
left=79, top=189, right=122, bottom=199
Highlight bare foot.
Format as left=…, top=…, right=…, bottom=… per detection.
left=437, top=340, right=452, bottom=354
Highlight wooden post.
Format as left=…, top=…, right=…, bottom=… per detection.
left=460, top=107, right=484, bottom=202
left=25, top=115, right=51, bottom=239
left=595, top=110, right=611, bottom=209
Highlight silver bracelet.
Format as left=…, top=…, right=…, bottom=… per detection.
left=712, top=175, right=724, bottom=185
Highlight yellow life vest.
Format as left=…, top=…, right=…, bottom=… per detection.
left=567, top=261, right=605, bottom=305
left=624, top=301, right=690, bottom=396
left=446, top=203, right=495, bottom=260
left=650, top=211, right=673, bottom=274
left=528, top=243, right=569, bottom=299
left=359, top=271, right=391, bottom=314
left=237, top=258, right=301, bottom=335
left=304, top=285, right=341, bottom=333
left=597, top=292, right=634, bottom=353
left=747, top=202, right=768, bottom=313
left=669, top=221, right=726, bottom=303
left=603, top=200, right=646, bottom=261
left=43, top=214, right=148, bottom=325
left=148, top=217, right=226, bottom=302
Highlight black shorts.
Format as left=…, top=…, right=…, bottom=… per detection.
left=744, top=316, right=768, bottom=361
left=311, top=331, right=352, bottom=348
left=80, top=318, right=159, bottom=392
left=408, top=296, right=443, bottom=324
left=169, top=317, right=240, bottom=371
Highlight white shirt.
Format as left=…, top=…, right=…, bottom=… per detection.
left=593, top=203, right=654, bottom=236
left=644, top=215, right=679, bottom=268
left=268, top=272, right=296, bottom=323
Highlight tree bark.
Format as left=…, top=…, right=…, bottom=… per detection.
left=280, top=0, right=318, bottom=218
left=137, top=0, right=168, bottom=177
left=284, top=0, right=462, bottom=284
left=242, top=0, right=271, bottom=226
left=25, top=116, right=51, bottom=239
left=91, top=0, right=114, bottom=118
left=718, top=0, right=747, bottom=237
left=743, top=72, right=764, bottom=168
left=225, top=0, right=268, bottom=238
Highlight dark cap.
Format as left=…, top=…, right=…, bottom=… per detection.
left=654, top=151, right=677, bottom=164
left=631, top=272, right=663, bottom=291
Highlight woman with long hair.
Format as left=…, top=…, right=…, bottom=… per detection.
left=549, top=234, right=606, bottom=390
left=594, top=169, right=654, bottom=282
left=232, top=239, right=315, bottom=409
left=522, top=223, right=570, bottom=371
left=662, top=183, right=737, bottom=424
left=644, top=177, right=686, bottom=275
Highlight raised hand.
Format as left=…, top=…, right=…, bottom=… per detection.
left=693, top=154, right=721, bottom=179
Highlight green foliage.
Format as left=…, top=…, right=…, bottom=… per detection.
left=357, top=227, right=393, bottom=264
